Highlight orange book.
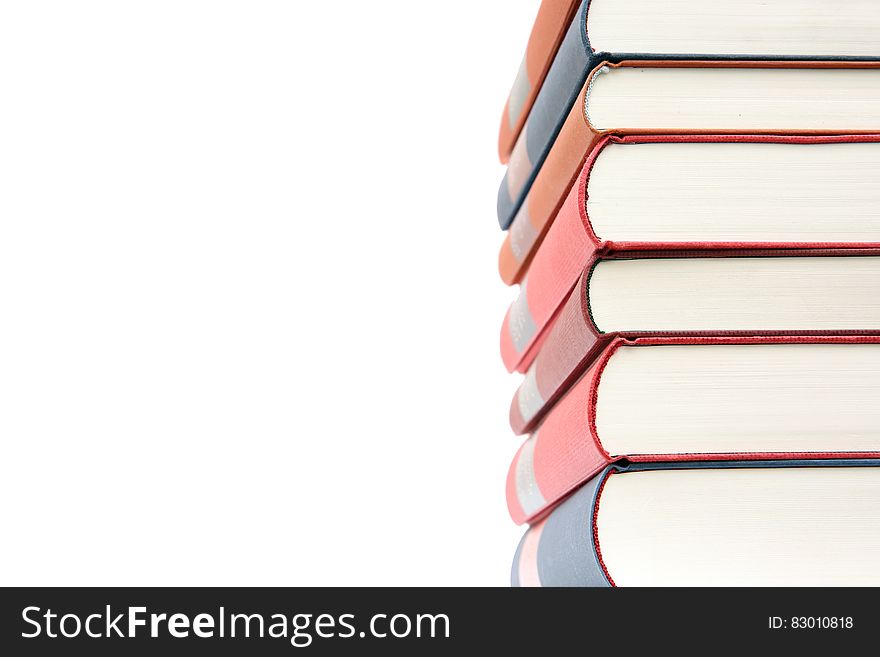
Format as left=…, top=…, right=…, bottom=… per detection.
left=498, top=60, right=880, bottom=285
left=497, top=0, right=581, bottom=163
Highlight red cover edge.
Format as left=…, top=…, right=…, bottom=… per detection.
left=498, top=0, right=582, bottom=163
left=508, top=335, right=880, bottom=525
left=512, top=256, right=880, bottom=436
left=591, top=472, right=616, bottom=587
left=510, top=269, right=606, bottom=431
left=501, top=133, right=880, bottom=374
left=506, top=354, right=612, bottom=525
left=499, top=138, right=607, bottom=373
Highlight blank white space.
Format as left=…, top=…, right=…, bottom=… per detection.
left=0, top=0, right=527, bottom=585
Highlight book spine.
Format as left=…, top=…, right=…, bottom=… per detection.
left=506, top=355, right=611, bottom=525
left=510, top=274, right=611, bottom=433
left=500, top=167, right=600, bottom=373
left=497, top=2, right=593, bottom=229
left=512, top=334, right=880, bottom=527
left=514, top=459, right=880, bottom=587
left=510, top=517, right=544, bottom=587
left=498, top=80, right=601, bottom=282
left=498, top=0, right=582, bottom=163
left=499, top=75, right=880, bottom=286
left=511, top=263, right=880, bottom=437
left=511, top=468, right=612, bottom=587
left=502, top=133, right=880, bottom=374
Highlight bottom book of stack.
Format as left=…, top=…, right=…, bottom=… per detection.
left=512, top=460, right=880, bottom=587
left=508, top=338, right=880, bottom=586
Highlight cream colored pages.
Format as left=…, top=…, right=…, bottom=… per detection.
left=587, top=141, right=880, bottom=241
left=588, top=256, right=880, bottom=332
left=597, top=468, right=880, bottom=586
left=585, top=67, right=880, bottom=131
left=587, top=0, right=880, bottom=56
left=595, top=343, right=880, bottom=454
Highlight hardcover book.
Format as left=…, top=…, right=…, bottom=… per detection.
left=500, top=135, right=880, bottom=373
left=497, top=0, right=880, bottom=232
left=498, top=0, right=880, bottom=228
left=512, top=460, right=880, bottom=586
left=498, top=62, right=880, bottom=285
left=498, top=0, right=581, bottom=163
left=505, top=252, right=880, bottom=433
left=507, top=337, right=880, bottom=525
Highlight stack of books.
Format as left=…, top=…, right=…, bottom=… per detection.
left=496, top=0, right=880, bottom=586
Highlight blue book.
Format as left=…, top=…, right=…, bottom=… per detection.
left=497, top=0, right=880, bottom=229
left=512, top=460, right=880, bottom=586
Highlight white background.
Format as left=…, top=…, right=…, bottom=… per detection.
left=0, top=1, right=536, bottom=585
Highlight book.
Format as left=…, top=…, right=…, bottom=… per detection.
left=512, top=460, right=880, bottom=586
left=505, top=253, right=880, bottom=433
left=498, top=61, right=880, bottom=284
left=500, top=134, right=880, bottom=373
left=498, top=0, right=581, bottom=163
left=507, top=337, right=880, bottom=526
left=496, top=0, right=880, bottom=232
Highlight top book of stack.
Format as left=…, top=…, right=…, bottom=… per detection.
left=495, top=0, right=880, bottom=284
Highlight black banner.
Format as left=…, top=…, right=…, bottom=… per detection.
left=0, top=587, right=875, bottom=654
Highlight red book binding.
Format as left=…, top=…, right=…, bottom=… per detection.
left=506, top=335, right=880, bottom=525
left=497, top=0, right=581, bottom=163
left=497, top=60, right=880, bottom=287
left=499, top=133, right=880, bottom=377
left=509, top=249, right=880, bottom=435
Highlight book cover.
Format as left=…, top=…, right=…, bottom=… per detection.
left=497, top=0, right=880, bottom=232
left=506, top=250, right=880, bottom=433
left=506, top=336, right=880, bottom=525
left=498, top=0, right=581, bottom=163
left=498, top=61, right=880, bottom=284
left=500, top=134, right=880, bottom=375
left=512, top=459, right=880, bottom=586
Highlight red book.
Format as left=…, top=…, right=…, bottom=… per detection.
left=506, top=336, right=880, bottom=525
left=509, top=249, right=880, bottom=435
left=497, top=0, right=581, bottom=163
left=500, top=134, right=880, bottom=376
left=497, top=60, right=880, bottom=286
